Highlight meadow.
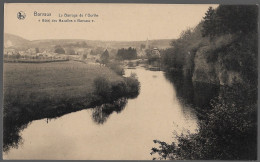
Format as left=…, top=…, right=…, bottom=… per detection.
left=4, top=60, right=141, bottom=152
left=4, top=61, right=123, bottom=100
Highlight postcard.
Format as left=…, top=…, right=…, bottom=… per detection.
left=2, top=3, right=258, bottom=160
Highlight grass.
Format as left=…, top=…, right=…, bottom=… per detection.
left=3, top=60, right=140, bottom=152
left=4, top=61, right=123, bottom=99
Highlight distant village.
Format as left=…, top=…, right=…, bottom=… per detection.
left=4, top=38, right=161, bottom=64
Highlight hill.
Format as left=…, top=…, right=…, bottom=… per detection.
left=4, top=33, right=31, bottom=49
left=4, top=33, right=172, bottom=50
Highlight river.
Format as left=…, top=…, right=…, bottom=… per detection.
left=3, top=67, right=199, bottom=160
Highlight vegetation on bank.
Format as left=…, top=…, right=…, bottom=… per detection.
left=3, top=61, right=140, bottom=152
left=116, top=47, right=138, bottom=60
left=151, top=84, right=257, bottom=160
left=161, top=5, right=257, bottom=86
left=152, top=5, right=258, bottom=160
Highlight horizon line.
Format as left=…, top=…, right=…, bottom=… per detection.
left=4, top=32, right=175, bottom=42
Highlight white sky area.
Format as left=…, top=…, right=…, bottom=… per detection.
left=4, top=3, right=218, bottom=41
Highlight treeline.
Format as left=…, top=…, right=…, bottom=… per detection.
left=161, top=5, right=258, bottom=86
left=64, top=41, right=88, bottom=48
left=152, top=5, right=258, bottom=160
left=116, top=47, right=137, bottom=60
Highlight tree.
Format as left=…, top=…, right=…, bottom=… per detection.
left=201, top=5, right=258, bottom=38
left=54, top=45, right=65, bottom=54
left=201, top=7, right=216, bottom=39
left=216, top=5, right=257, bottom=35
left=116, top=47, right=137, bottom=60
left=151, top=85, right=257, bottom=160
left=100, top=49, right=109, bottom=64
left=140, top=44, right=146, bottom=50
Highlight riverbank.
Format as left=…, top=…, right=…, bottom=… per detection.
left=3, top=61, right=140, bottom=152
left=3, top=67, right=198, bottom=160
left=152, top=5, right=257, bottom=160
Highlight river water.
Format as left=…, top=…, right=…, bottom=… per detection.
left=4, top=67, right=199, bottom=160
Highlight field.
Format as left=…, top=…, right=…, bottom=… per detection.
left=3, top=60, right=140, bottom=152
left=4, top=61, right=123, bottom=100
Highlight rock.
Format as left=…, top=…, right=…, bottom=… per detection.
left=192, top=46, right=244, bottom=86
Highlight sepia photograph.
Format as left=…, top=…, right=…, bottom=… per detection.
left=2, top=3, right=258, bottom=160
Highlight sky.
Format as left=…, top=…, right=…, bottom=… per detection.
left=4, top=3, right=218, bottom=41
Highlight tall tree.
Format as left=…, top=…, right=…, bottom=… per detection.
left=54, top=45, right=65, bottom=54
left=201, top=7, right=216, bottom=39
left=100, top=49, right=109, bottom=64
left=202, top=5, right=258, bottom=38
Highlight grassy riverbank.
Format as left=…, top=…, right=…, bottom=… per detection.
left=4, top=61, right=123, bottom=98
left=3, top=60, right=140, bottom=152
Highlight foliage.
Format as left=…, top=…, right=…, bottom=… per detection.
left=151, top=84, right=257, bottom=160
left=3, top=61, right=140, bottom=152
left=124, top=73, right=140, bottom=98
left=90, top=47, right=105, bottom=55
left=107, top=61, right=125, bottom=76
left=117, top=47, right=137, bottom=60
left=145, top=48, right=161, bottom=63
left=108, top=49, right=118, bottom=59
left=64, top=41, right=88, bottom=48
left=93, top=72, right=140, bottom=102
left=161, top=5, right=258, bottom=85
left=161, top=24, right=207, bottom=75
left=54, top=45, right=65, bottom=54
left=94, top=76, right=112, bottom=100
left=140, top=44, right=146, bottom=50
left=201, top=5, right=258, bottom=38
left=154, top=5, right=258, bottom=160
left=201, top=7, right=216, bottom=39
left=100, top=49, right=109, bottom=64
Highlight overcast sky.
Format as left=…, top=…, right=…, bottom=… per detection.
left=4, top=3, right=218, bottom=41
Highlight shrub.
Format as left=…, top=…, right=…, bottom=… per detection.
left=124, top=75, right=140, bottom=98
left=151, top=85, right=257, bottom=160
left=111, top=81, right=127, bottom=99
left=107, top=61, right=125, bottom=76
left=93, top=76, right=111, bottom=101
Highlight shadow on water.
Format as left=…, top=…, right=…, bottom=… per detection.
left=3, top=117, right=29, bottom=153
left=153, top=71, right=258, bottom=160
left=3, top=89, right=139, bottom=153
left=91, top=97, right=128, bottom=124
left=164, top=72, right=220, bottom=107
left=163, top=72, right=220, bottom=118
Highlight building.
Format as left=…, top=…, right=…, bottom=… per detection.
left=151, top=48, right=160, bottom=57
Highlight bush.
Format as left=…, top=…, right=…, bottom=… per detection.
left=124, top=75, right=140, bottom=98
left=151, top=85, right=257, bottom=160
left=94, top=74, right=140, bottom=101
left=93, top=76, right=111, bottom=101
left=54, top=45, right=65, bottom=54
left=111, top=81, right=127, bottom=99
left=107, top=61, right=125, bottom=76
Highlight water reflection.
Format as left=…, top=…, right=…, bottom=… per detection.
left=164, top=72, right=219, bottom=110
left=3, top=119, right=29, bottom=153
left=3, top=97, right=130, bottom=152
left=92, top=98, right=128, bottom=124
left=4, top=67, right=199, bottom=160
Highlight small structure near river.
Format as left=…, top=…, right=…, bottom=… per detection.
left=148, top=48, right=161, bottom=71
